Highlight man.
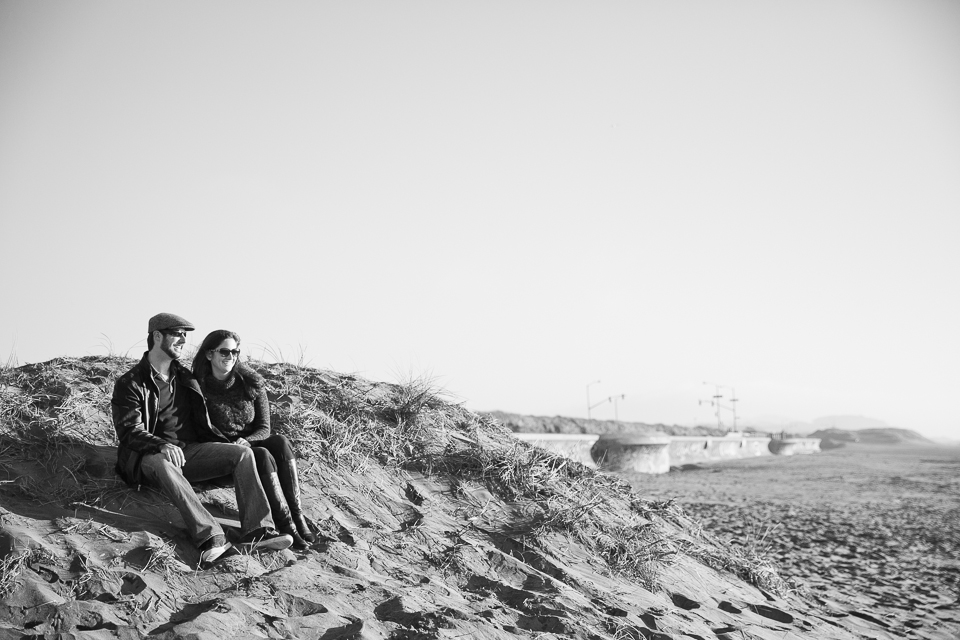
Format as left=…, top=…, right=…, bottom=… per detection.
left=112, top=312, right=292, bottom=564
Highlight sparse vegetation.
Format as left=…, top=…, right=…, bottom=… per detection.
left=0, top=549, right=30, bottom=600
left=0, top=356, right=123, bottom=451
left=683, top=532, right=791, bottom=595
left=0, top=547, right=54, bottom=600
left=252, top=360, right=696, bottom=590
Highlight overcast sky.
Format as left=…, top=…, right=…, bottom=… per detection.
left=2, top=1, right=958, bottom=439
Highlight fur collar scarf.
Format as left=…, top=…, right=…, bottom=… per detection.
left=203, top=363, right=265, bottom=399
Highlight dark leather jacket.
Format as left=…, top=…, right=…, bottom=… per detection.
left=111, top=352, right=228, bottom=486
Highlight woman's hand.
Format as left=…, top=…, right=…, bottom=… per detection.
left=234, top=437, right=252, bottom=448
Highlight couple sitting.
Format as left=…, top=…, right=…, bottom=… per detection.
left=111, top=312, right=316, bottom=566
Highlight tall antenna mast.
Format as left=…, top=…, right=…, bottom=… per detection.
left=699, top=382, right=740, bottom=432
left=698, top=383, right=725, bottom=430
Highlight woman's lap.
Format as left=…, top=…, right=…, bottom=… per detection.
left=250, top=434, right=294, bottom=472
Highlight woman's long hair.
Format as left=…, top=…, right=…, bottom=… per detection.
left=192, top=329, right=242, bottom=382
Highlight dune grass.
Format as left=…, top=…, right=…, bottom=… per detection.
left=0, top=357, right=131, bottom=511
left=253, top=359, right=685, bottom=589
left=0, top=356, right=123, bottom=449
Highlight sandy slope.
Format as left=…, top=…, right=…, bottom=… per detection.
left=0, top=356, right=926, bottom=639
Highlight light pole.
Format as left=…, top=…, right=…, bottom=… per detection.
left=612, top=394, right=626, bottom=422
left=699, top=382, right=724, bottom=430
left=729, top=387, right=739, bottom=430
left=586, top=380, right=601, bottom=419
left=590, top=394, right=626, bottom=421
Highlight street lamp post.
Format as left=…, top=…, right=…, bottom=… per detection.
left=586, top=380, right=601, bottom=419
left=612, top=394, right=625, bottom=421
left=590, top=394, right=626, bottom=421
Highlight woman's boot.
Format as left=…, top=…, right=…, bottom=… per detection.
left=281, top=459, right=316, bottom=543
left=264, top=471, right=308, bottom=550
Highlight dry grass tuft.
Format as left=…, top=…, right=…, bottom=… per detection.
left=626, top=494, right=792, bottom=594
left=0, top=547, right=54, bottom=600
left=0, top=356, right=125, bottom=452
left=680, top=518, right=793, bottom=595
left=141, top=538, right=188, bottom=581
left=258, top=362, right=455, bottom=471
left=0, top=357, right=132, bottom=510
left=415, top=438, right=597, bottom=501
left=0, top=551, right=31, bottom=600
left=686, top=539, right=790, bottom=595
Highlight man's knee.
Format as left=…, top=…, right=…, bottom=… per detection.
left=234, top=445, right=259, bottom=471
left=140, top=453, right=178, bottom=480
left=139, top=453, right=198, bottom=496
left=200, top=442, right=254, bottom=466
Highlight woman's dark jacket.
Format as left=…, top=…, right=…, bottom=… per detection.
left=199, top=364, right=272, bottom=443
left=111, top=353, right=230, bottom=486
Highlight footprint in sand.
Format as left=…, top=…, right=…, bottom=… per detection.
left=718, top=601, right=741, bottom=614
left=669, top=592, right=701, bottom=610
left=747, top=603, right=794, bottom=624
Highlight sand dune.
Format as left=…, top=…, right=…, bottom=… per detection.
left=0, top=356, right=953, bottom=639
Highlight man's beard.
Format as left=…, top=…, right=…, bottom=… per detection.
left=160, top=339, right=182, bottom=360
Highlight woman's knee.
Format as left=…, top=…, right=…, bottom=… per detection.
left=252, top=446, right=277, bottom=472
left=264, top=434, right=294, bottom=462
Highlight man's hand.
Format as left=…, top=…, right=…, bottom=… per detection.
left=160, top=443, right=185, bottom=467
left=234, top=437, right=251, bottom=448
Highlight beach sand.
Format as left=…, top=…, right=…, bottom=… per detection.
left=624, top=443, right=960, bottom=639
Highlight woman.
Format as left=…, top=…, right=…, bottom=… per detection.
left=193, top=330, right=316, bottom=550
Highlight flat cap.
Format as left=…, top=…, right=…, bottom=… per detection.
left=148, top=313, right=195, bottom=334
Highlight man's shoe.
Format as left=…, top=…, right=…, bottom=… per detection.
left=236, top=527, right=293, bottom=553
left=199, top=535, right=230, bottom=566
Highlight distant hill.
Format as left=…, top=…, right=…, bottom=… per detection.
left=744, top=415, right=906, bottom=438
left=485, top=411, right=727, bottom=436
left=811, top=415, right=891, bottom=430
left=808, top=427, right=934, bottom=446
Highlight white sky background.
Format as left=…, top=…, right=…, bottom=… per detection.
left=1, top=1, right=958, bottom=439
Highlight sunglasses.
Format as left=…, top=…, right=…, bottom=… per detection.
left=163, top=330, right=188, bottom=339
left=214, top=349, right=241, bottom=358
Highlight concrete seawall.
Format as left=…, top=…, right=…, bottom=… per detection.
left=591, top=436, right=672, bottom=474
left=514, top=432, right=822, bottom=474
left=768, top=438, right=822, bottom=455
left=668, top=436, right=773, bottom=466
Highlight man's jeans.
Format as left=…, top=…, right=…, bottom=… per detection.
left=140, top=442, right=275, bottom=547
